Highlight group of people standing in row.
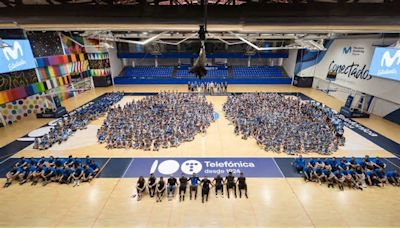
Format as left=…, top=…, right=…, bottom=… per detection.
left=188, top=81, right=228, bottom=94
left=135, top=172, right=248, bottom=203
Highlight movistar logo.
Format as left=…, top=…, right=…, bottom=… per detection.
left=343, top=46, right=352, bottom=54
left=380, top=50, right=400, bottom=67
left=2, top=41, right=23, bottom=61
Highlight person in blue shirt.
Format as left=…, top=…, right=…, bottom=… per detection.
left=330, top=157, right=339, bottom=172
left=334, top=170, right=345, bottom=191
left=374, top=157, right=386, bottom=169
left=61, top=167, right=74, bottom=184
left=365, top=169, right=376, bottom=186
left=344, top=167, right=356, bottom=189
left=41, top=165, right=56, bottom=186
left=82, top=165, right=95, bottom=182
left=358, top=159, right=367, bottom=171
left=89, top=160, right=100, bottom=175
left=347, top=157, right=358, bottom=169
left=303, top=166, right=313, bottom=182
left=15, top=157, right=28, bottom=168
left=18, top=165, right=31, bottom=185
left=23, top=165, right=37, bottom=184
left=189, top=173, right=201, bottom=200
left=85, top=156, right=93, bottom=166
left=307, top=158, right=316, bottom=169
left=4, top=167, right=22, bottom=188
left=365, top=155, right=375, bottom=170
left=65, top=155, right=74, bottom=168
left=72, top=165, right=84, bottom=187
left=28, top=157, right=38, bottom=166
left=386, top=170, right=399, bottom=186
left=31, top=165, right=43, bottom=185
left=316, top=159, right=325, bottom=169
left=73, top=157, right=82, bottom=168
left=292, top=155, right=306, bottom=173
left=55, top=167, right=65, bottom=182
left=313, top=167, right=324, bottom=184
left=55, top=158, right=65, bottom=168
left=374, top=168, right=387, bottom=187
left=45, top=156, right=55, bottom=167
left=37, top=156, right=46, bottom=167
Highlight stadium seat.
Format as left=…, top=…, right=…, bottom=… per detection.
left=120, top=66, right=174, bottom=78
left=232, top=66, right=285, bottom=78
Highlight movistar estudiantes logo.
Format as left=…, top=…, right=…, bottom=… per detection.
left=380, top=50, right=400, bottom=67
left=343, top=46, right=352, bottom=54
left=2, top=41, right=23, bottom=61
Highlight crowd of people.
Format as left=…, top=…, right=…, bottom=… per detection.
left=224, top=93, right=345, bottom=155
left=4, top=155, right=100, bottom=188
left=292, top=155, right=400, bottom=190
left=97, top=92, right=215, bottom=150
left=134, top=172, right=248, bottom=203
left=188, top=81, right=228, bottom=94
left=33, top=92, right=123, bottom=150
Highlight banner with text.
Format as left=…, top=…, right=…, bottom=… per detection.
left=369, top=47, right=400, bottom=81
left=124, top=158, right=283, bottom=178
left=0, top=39, right=36, bottom=74
left=296, top=38, right=400, bottom=104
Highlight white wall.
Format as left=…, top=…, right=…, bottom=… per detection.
left=282, top=49, right=298, bottom=78
left=298, top=38, right=400, bottom=104
left=298, top=38, right=400, bottom=117
left=107, top=42, right=123, bottom=78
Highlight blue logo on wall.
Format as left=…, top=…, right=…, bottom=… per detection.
left=0, top=39, right=37, bottom=74
left=343, top=46, right=352, bottom=54
left=369, top=47, right=400, bottom=81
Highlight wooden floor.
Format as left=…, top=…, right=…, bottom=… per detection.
left=0, top=84, right=399, bottom=228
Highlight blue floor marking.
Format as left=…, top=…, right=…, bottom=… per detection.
left=98, top=158, right=134, bottom=178
left=0, top=158, right=18, bottom=177
left=274, top=158, right=302, bottom=178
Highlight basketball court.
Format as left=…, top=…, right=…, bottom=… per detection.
left=0, top=85, right=399, bottom=227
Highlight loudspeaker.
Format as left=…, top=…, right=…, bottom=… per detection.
left=93, top=75, right=113, bottom=87
left=293, top=75, right=313, bottom=88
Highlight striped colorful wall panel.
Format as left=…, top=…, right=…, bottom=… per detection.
left=36, top=53, right=89, bottom=68
left=0, top=75, right=71, bottom=105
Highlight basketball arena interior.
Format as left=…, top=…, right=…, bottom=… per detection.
left=0, top=1, right=400, bottom=227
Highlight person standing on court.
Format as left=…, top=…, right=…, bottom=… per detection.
left=148, top=173, right=157, bottom=197
left=179, top=173, right=189, bottom=202
left=189, top=173, right=201, bottom=200
left=225, top=171, right=237, bottom=198
left=213, top=174, right=224, bottom=198
left=237, top=172, right=248, bottom=198
left=167, top=175, right=178, bottom=200
left=136, top=176, right=146, bottom=201
left=201, top=176, right=213, bottom=203
left=156, top=177, right=166, bottom=203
